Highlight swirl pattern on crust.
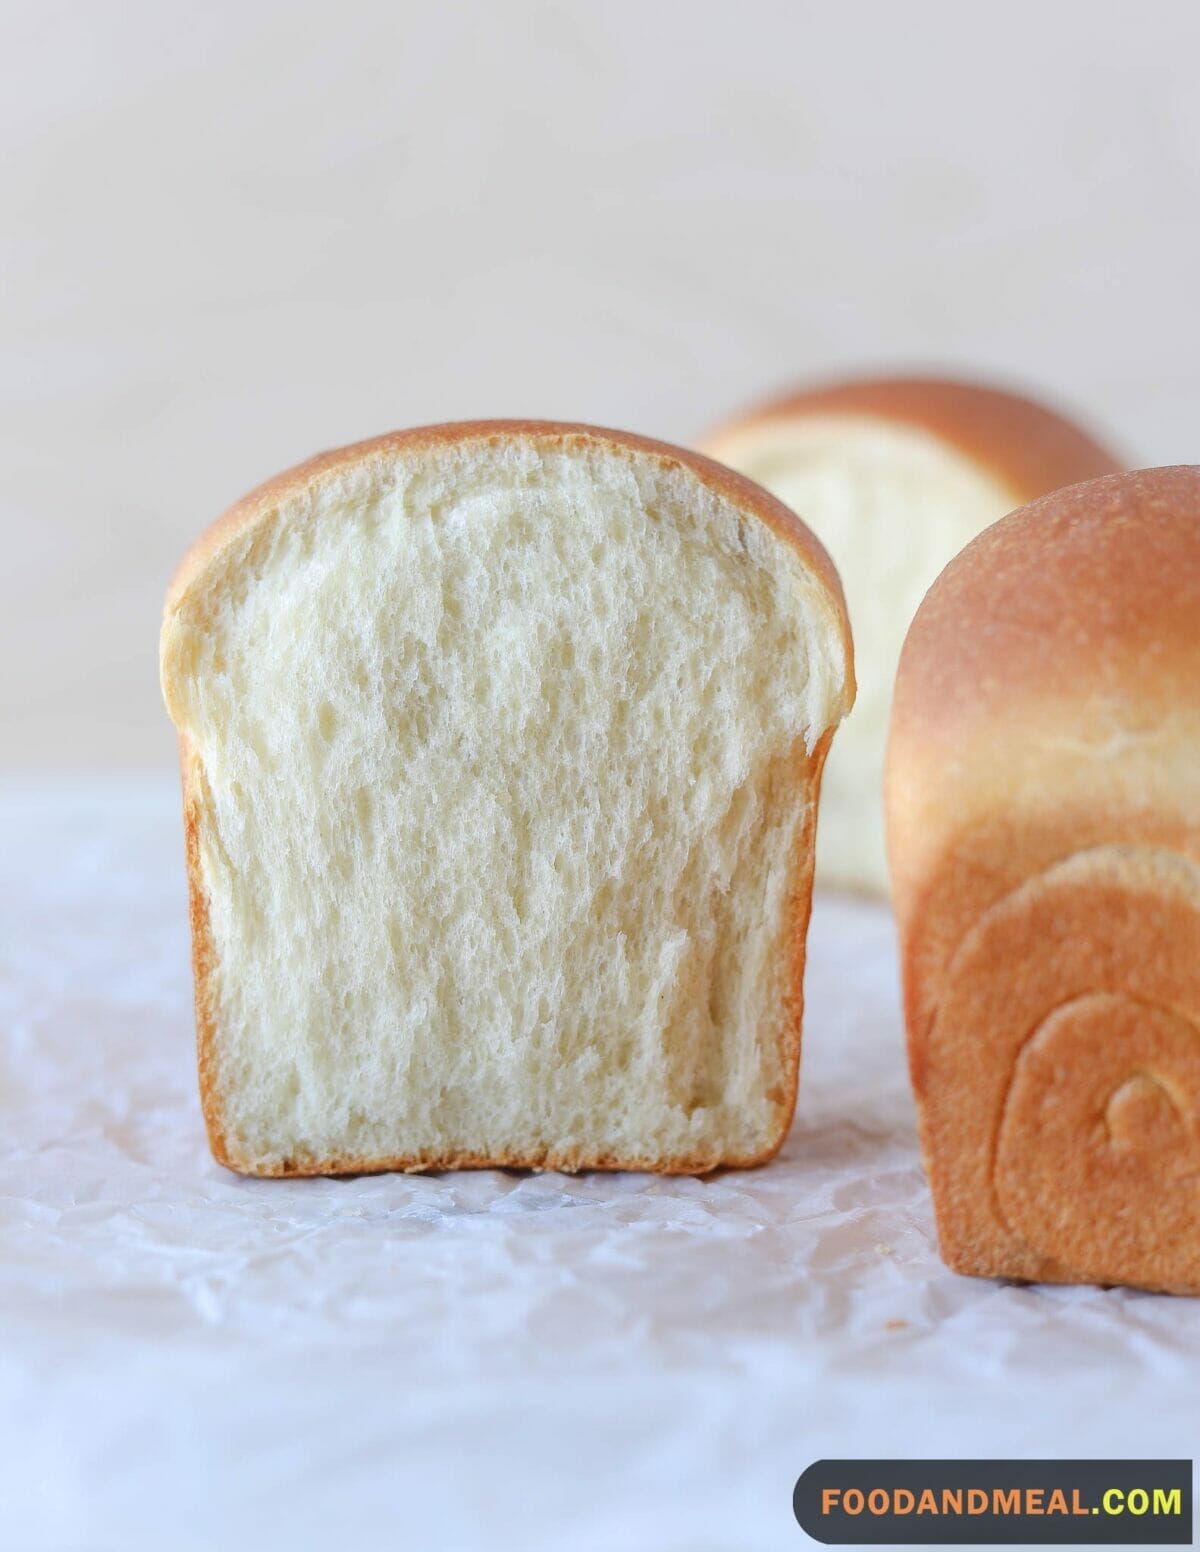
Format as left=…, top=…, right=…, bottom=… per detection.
left=923, top=847, right=1200, bottom=1292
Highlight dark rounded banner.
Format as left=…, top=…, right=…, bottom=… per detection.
left=793, top=1460, right=1192, bottom=1545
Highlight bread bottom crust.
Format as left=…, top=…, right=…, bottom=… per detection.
left=210, top=1139, right=784, bottom=1179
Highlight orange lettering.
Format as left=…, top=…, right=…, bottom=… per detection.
left=968, top=1489, right=988, bottom=1514
left=1047, top=1489, right=1068, bottom=1516
left=894, top=1489, right=915, bottom=1515
left=1027, top=1489, right=1044, bottom=1515
left=941, top=1489, right=962, bottom=1514
left=917, top=1489, right=938, bottom=1514
left=822, top=1489, right=840, bottom=1515
left=994, top=1489, right=1020, bottom=1514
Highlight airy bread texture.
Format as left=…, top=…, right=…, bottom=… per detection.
left=886, top=467, right=1200, bottom=1294
left=701, top=376, right=1120, bottom=895
left=161, top=422, right=853, bottom=1177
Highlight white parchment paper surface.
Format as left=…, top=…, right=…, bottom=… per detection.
left=2, top=784, right=1197, bottom=1551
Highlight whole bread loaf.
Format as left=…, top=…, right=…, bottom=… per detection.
left=886, top=466, right=1200, bottom=1293
left=160, top=421, right=854, bottom=1176
left=701, top=376, right=1120, bottom=895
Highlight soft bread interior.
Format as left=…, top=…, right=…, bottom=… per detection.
left=161, top=436, right=849, bottom=1172
left=704, top=416, right=1016, bottom=895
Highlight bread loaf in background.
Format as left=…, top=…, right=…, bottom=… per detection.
left=886, top=466, right=1200, bottom=1294
left=160, top=421, right=854, bottom=1177
left=701, top=376, right=1120, bottom=895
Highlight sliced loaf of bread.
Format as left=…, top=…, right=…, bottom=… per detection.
left=160, top=422, right=853, bottom=1175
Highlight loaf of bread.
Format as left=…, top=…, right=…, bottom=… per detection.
left=160, top=421, right=854, bottom=1176
left=886, top=466, right=1200, bottom=1293
left=701, top=377, right=1120, bottom=894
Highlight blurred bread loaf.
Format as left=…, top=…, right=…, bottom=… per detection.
left=701, top=376, right=1120, bottom=894
left=160, top=421, right=854, bottom=1177
left=887, top=466, right=1200, bottom=1294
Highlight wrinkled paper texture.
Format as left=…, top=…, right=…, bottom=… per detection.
left=2, top=784, right=1197, bottom=1550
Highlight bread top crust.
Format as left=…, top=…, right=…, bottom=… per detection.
left=699, top=375, right=1122, bottom=505
left=887, top=465, right=1200, bottom=948
left=161, top=419, right=854, bottom=717
left=891, top=466, right=1200, bottom=741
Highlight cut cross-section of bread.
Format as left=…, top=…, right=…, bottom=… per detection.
left=700, top=376, right=1120, bottom=895
left=160, top=421, right=854, bottom=1176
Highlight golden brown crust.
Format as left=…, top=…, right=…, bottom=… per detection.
left=700, top=374, right=1122, bottom=505
left=164, top=421, right=850, bottom=1178
left=179, top=735, right=233, bottom=1170
left=886, top=466, right=1200, bottom=1293
left=888, top=466, right=1200, bottom=990
left=890, top=466, right=1200, bottom=754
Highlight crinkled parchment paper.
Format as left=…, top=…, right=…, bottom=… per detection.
left=2, top=783, right=1197, bottom=1551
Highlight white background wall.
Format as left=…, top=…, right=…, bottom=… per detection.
left=5, top=0, right=1198, bottom=771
